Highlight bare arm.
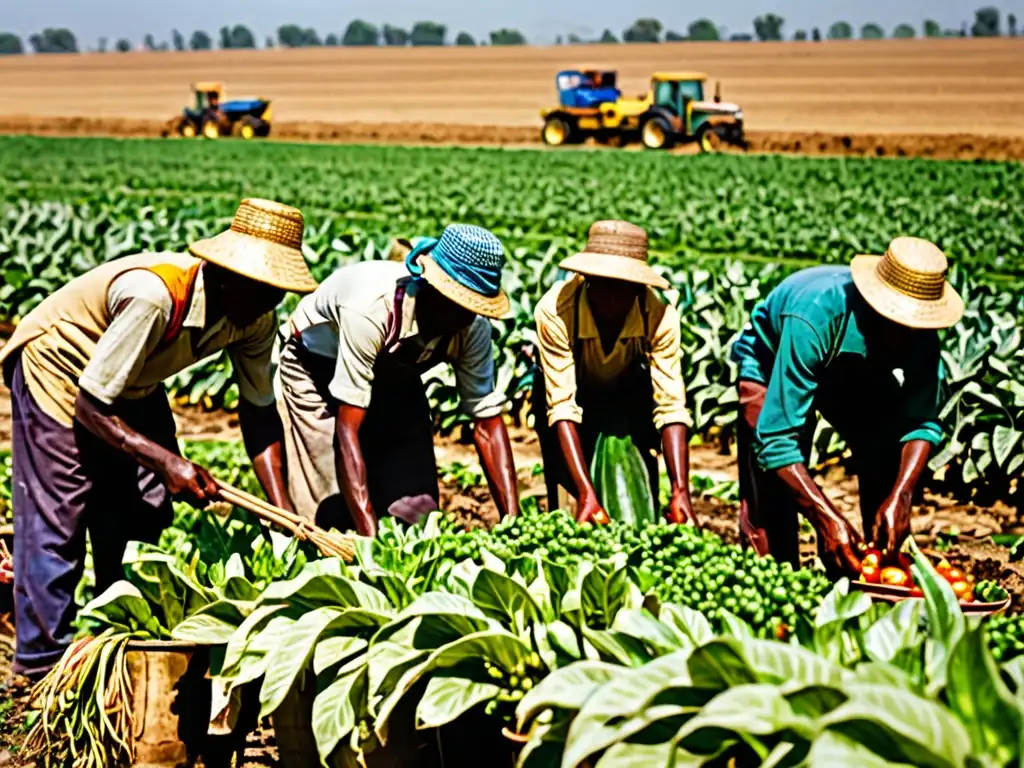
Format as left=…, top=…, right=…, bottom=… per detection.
left=74, top=391, right=219, bottom=506
left=238, top=399, right=292, bottom=512
left=472, top=415, right=519, bottom=518
left=555, top=420, right=608, bottom=524
left=777, top=463, right=863, bottom=577
left=871, top=440, right=931, bottom=556
left=335, top=403, right=377, bottom=537
left=662, top=424, right=697, bottom=526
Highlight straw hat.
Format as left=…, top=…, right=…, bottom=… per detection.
left=407, top=225, right=511, bottom=319
left=559, top=221, right=669, bottom=290
left=851, top=237, right=963, bottom=329
left=189, top=198, right=318, bottom=294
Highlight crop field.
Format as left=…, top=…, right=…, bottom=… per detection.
left=1, top=135, right=1024, bottom=766
left=1, top=38, right=1024, bottom=160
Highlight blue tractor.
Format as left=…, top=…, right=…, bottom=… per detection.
left=164, top=82, right=273, bottom=140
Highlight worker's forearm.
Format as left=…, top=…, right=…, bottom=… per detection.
left=74, top=391, right=178, bottom=474
left=555, top=420, right=596, bottom=500
left=776, top=463, right=843, bottom=528
left=889, top=440, right=932, bottom=503
left=662, top=424, right=691, bottom=495
left=335, top=423, right=377, bottom=537
left=238, top=400, right=291, bottom=510
left=473, top=415, right=519, bottom=518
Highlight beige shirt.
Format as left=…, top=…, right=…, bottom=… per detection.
left=285, top=260, right=505, bottom=419
left=7, top=253, right=276, bottom=427
left=534, top=275, right=692, bottom=430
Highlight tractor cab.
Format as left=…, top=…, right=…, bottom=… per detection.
left=651, top=73, right=706, bottom=112
left=641, top=72, right=744, bottom=150
left=191, top=82, right=224, bottom=117
left=556, top=69, right=621, bottom=109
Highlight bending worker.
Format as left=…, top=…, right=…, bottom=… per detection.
left=731, top=237, right=962, bottom=576
left=532, top=220, right=696, bottom=526
left=276, top=224, right=519, bottom=536
left=0, top=199, right=316, bottom=678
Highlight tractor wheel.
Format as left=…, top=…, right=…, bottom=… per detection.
left=697, top=124, right=724, bottom=153
left=202, top=120, right=221, bottom=139
left=235, top=116, right=260, bottom=140
left=641, top=117, right=674, bottom=150
left=179, top=122, right=197, bottom=138
left=542, top=116, right=573, bottom=147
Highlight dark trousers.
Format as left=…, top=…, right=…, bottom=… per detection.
left=736, top=378, right=901, bottom=567
left=10, top=358, right=175, bottom=677
left=531, top=363, right=660, bottom=512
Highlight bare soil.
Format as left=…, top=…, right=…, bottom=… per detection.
left=0, top=39, right=1022, bottom=160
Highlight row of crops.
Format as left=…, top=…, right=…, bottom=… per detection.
left=1, top=137, right=1021, bottom=505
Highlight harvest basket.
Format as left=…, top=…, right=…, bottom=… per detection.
left=850, top=581, right=1011, bottom=616
left=125, top=640, right=196, bottom=768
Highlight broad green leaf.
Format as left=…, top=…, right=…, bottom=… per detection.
left=945, top=624, right=1022, bottom=766
left=686, top=639, right=757, bottom=690
left=863, top=598, right=923, bottom=664
left=806, top=731, right=916, bottom=767
left=909, top=540, right=965, bottom=695
left=611, top=610, right=686, bottom=655
left=311, top=666, right=368, bottom=765
left=471, top=568, right=543, bottom=627
left=260, top=607, right=346, bottom=718
left=738, top=638, right=847, bottom=689
left=659, top=604, right=713, bottom=647
left=415, top=673, right=501, bottom=729
left=171, top=600, right=252, bottom=645
left=313, top=636, right=369, bottom=677
left=992, top=425, right=1022, bottom=468
left=596, top=740, right=700, bottom=768
left=517, top=661, right=624, bottom=727
left=582, top=627, right=657, bottom=667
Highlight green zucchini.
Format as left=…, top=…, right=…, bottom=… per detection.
left=589, top=434, right=656, bottom=526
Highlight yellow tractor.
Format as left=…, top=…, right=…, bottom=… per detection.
left=163, top=82, right=273, bottom=140
left=541, top=70, right=745, bottom=151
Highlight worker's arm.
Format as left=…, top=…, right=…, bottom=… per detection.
left=663, top=424, right=697, bottom=526
left=237, top=399, right=292, bottom=512
left=870, top=440, right=931, bottom=556
left=75, top=391, right=219, bottom=506
left=334, top=403, right=377, bottom=537
left=555, top=420, right=607, bottom=525
left=472, top=415, right=519, bottom=518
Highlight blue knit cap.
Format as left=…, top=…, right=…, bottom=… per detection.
left=405, top=224, right=505, bottom=298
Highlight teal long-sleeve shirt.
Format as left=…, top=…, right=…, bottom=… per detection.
left=731, top=266, right=945, bottom=471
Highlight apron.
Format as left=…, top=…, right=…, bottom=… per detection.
left=277, top=283, right=452, bottom=530
left=531, top=290, right=660, bottom=511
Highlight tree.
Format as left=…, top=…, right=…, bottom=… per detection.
left=923, top=19, right=942, bottom=37
left=971, top=7, right=1000, bottom=37
left=190, top=30, right=213, bottom=50
left=143, top=33, right=157, bottom=50
left=665, top=30, right=685, bottom=41
left=623, top=18, right=662, bottom=43
left=753, top=14, right=784, bottom=41
left=411, top=21, right=446, bottom=46
left=0, top=33, right=23, bottom=55
left=688, top=19, right=719, bottom=41
left=278, top=25, right=322, bottom=47
left=324, top=33, right=340, bottom=46
left=827, top=21, right=853, bottom=39
left=793, top=29, right=807, bottom=40
left=343, top=20, right=379, bottom=46
left=1010, top=14, right=1018, bottom=36
left=861, top=23, right=885, bottom=39
left=220, top=25, right=256, bottom=49
left=600, top=29, right=619, bottom=43
left=29, top=28, right=78, bottom=53
left=811, top=27, right=822, bottom=41
left=115, top=38, right=132, bottom=52
left=893, top=23, right=915, bottom=38
left=455, top=31, right=476, bottom=46
left=490, top=29, right=527, bottom=45
left=383, top=25, right=409, bottom=46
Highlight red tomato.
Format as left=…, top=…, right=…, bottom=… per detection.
left=935, top=559, right=953, bottom=577
left=775, top=623, right=790, bottom=641
left=860, top=564, right=881, bottom=584
left=881, top=567, right=911, bottom=587
left=862, top=549, right=882, bottom=569
left=945, top=568, right=965, bottom=584
left=951, top=581, right=973, bottom=603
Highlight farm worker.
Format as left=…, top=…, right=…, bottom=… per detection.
left=731, top=237, right=963, bottom=577
left=532, top=220, right=696, bottom=526
left=0, top=198, right=317, bottom=678
left=275, top=224, right=519, bottom=536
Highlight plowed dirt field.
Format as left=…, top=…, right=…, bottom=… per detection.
left=0, top=38, right=1022, bottom=158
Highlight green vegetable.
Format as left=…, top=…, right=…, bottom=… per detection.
left=589, top=434, right=656, bottom=526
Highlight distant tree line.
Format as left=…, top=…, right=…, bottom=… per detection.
left=0, top=8, right=1017, bottom=56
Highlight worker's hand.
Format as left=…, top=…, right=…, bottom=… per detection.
left=0, top=540, right=12, bottom=585
left=871, top=491, right=913, bottom=561
left=666, top=489, right=699, bottom=527
left=159, top=455, right=221, bottom=508
left=577, top=492, right=610, bottom=526
left=816, top=513, right=864, bottom=579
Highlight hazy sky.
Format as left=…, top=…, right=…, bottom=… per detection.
left=5, top=0, right=1019, bottom=46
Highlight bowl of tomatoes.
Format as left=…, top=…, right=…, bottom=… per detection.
left=850, top=547, right=1010, bottom=615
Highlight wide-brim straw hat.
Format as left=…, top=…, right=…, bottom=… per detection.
left=850, top=237, right=964, bottom=330
left=559, top=220, right=669, bottom=290
left=189, top=198, right=318, bottom=294
left=407, top=225, right=511, bottom=319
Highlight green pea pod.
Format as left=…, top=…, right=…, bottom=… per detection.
left=589, top=433, right=656, bottom=527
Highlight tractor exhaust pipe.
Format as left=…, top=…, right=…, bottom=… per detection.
left=714, top=81, right=722, bottom=103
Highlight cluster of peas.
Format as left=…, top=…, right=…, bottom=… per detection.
left=986, top=614, right=1024, bottom=663
left=439, top=509, right=834, bottom=636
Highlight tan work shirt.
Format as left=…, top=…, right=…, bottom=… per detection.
left=0, top=252, right=276, bottom=427
left=534, top=275, right=692, bottom=431
left=285, top=260, right=506, bottom=419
